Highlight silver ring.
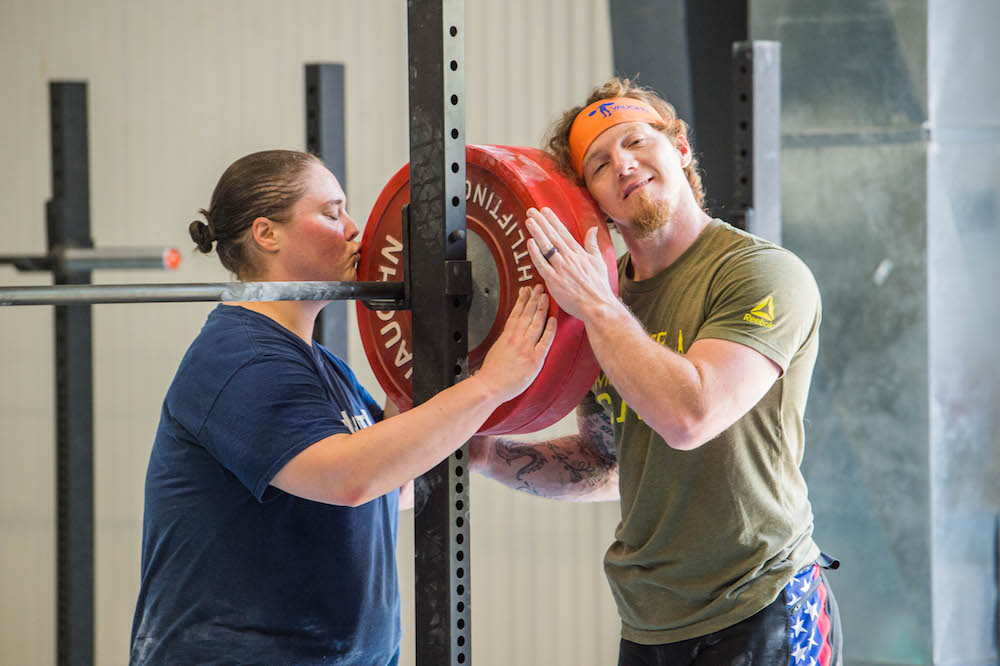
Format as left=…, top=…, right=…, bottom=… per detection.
left=542, top=245, right=559, bottom=261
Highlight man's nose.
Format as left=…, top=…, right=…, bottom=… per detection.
left=613, top=150, right=638, bottom=177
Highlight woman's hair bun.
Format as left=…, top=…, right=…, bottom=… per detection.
left=189, top=210, right=216, bottom=253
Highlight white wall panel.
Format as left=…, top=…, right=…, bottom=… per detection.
left=0, top=1, right=618, bottom=664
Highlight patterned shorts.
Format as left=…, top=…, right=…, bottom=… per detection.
left=618, top=554, right=843, bottom=666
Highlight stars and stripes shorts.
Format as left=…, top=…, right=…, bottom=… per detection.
left=618, top=554, right=842, bottom=666
left=784, top=557, right=842, bottom=666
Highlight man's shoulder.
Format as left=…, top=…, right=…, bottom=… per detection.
left=706, top=221, right=814, bottom=283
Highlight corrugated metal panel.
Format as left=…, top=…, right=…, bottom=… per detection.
left=0, top=1, right=619, bottom=664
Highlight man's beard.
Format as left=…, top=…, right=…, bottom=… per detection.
left=628, top=189, right=672, bottom=239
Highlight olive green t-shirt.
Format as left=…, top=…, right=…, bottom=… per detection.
left=584, top=218, right=821, bottom=644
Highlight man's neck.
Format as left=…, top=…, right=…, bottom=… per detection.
left=620, top=201, right=713, bottom=281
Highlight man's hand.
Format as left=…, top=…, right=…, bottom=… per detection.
left=524, top=207, right=617, bottom=323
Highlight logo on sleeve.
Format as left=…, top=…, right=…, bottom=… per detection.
left=341, top=409, right=374, bottom=433
left=744, top=295, right=775, bottom=328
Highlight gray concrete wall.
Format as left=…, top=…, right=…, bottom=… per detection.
left=754, top=0, right=999, bottom=663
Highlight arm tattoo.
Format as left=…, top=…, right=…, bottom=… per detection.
left=494, top=441, right=547, bottom=495
left=578, top=409, right=617, bottom=471
left=488, top=409, right=619, bottom=499
left=546, top=443, right=595, bottom=483
left=495, top=441, right=547, bottom=479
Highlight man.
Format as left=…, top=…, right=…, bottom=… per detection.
left=471, top=78, right=842, bottom=665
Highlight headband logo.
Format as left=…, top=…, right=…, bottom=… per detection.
left=588, top=102, right=648, bottom=119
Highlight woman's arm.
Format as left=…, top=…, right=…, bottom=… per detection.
left=271, top=286, right=556, bottom=506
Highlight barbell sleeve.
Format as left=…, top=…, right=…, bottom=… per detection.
left=0, top=280, right=405, bottom=307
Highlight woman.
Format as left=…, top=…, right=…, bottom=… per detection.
left=130, top=150, right=555, bottom=665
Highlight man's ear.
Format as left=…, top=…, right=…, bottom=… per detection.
left=251, top=216, right=281, bottom=253
left=673, top=134, right=693, bottom=169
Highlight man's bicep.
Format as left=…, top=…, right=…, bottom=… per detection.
left=686, top=337, right=780, bottom=433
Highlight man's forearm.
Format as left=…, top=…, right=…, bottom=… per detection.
left=581, top=299, right=707, bottom=446
left=478, top=433, right=619, bottom=502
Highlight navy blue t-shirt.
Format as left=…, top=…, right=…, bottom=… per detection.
left=130, top=305, right=399, bottom=665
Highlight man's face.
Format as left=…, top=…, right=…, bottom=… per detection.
left=580, top=122, right=691, bottom=238
left=274, top=163, right=361, bottom=282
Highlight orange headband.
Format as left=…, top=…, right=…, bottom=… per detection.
left=568, top=98, right=664, bottom=176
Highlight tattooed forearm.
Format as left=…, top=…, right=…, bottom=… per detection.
left=485, top=411, right=619, bottom=501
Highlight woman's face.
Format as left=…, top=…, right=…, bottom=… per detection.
left=272, top=163, right=361, bottom=282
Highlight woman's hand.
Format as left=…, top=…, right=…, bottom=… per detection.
left=474, top=284, right=557, bottom=403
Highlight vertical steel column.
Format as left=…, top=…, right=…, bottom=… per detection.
left=609, top=0, right=752, bottom=219
left=47, top=81, right=95, bottom=666
left=686, top=0, right=749, bottom=217
left=731, top=41, right=782, bottom=244
left=305, top=63, right=349, bottom=357
left=407, top=1, right=471, bottom=664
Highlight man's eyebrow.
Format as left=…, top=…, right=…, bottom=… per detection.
left=584, top=149, right=608, bottom=168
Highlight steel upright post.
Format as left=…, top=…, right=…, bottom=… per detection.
left=407, top=1, right=473, bottom=664
left=47, top=81, right=95, bottom=666
left=731, top=41, right=782, bottom=244
left=306, top=63, right=350, bottom=357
